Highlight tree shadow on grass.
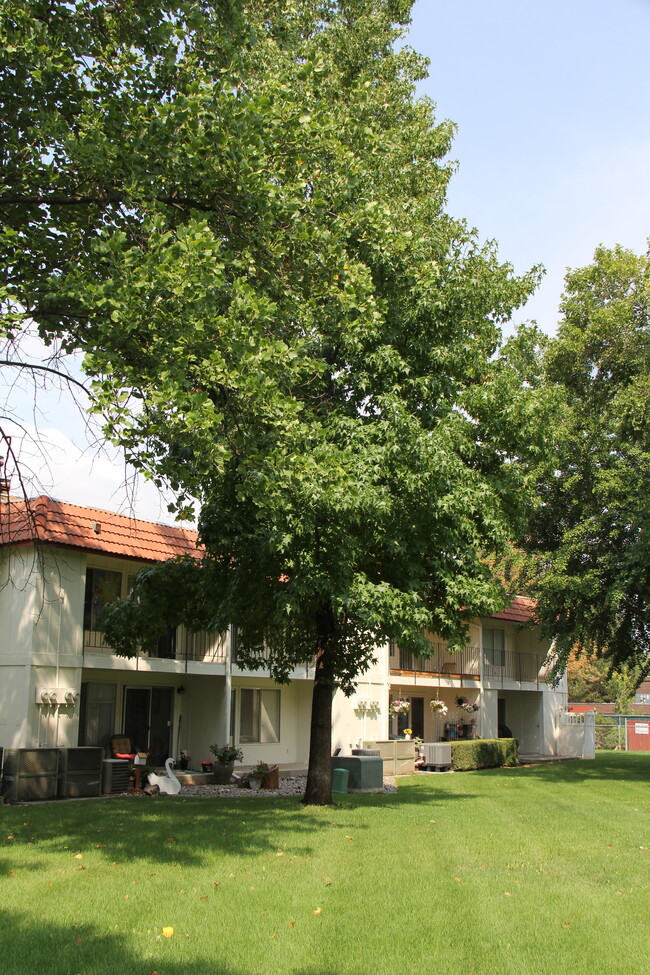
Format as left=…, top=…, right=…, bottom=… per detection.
left=0, top=783, right=479, bottom=870
left=0, top=908, right=347, bottom=975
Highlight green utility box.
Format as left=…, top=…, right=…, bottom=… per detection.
left=330, top=755, right=384, bottom=793
left=332, top=767, right=349, bottom=794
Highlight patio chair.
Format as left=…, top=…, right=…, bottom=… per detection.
left=109, top=735, right=136, bottom=760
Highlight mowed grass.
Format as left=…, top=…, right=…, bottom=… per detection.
left=1, top=752, right=648, bottom=975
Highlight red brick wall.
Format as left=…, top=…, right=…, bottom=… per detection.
left=626, top=719, right=650, bottom=751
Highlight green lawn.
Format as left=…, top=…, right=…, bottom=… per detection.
left=1, top=752, right=648, bottom=975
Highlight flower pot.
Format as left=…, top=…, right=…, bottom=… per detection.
left=249, top=776, right=262, bottom=791
left=213, top=762, right=234, bottom=784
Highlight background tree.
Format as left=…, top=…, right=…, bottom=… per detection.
left=525, top=244, right=650, bottom=678
left=2, top=0, right=541, bottom=803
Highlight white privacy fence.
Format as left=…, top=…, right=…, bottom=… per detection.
left=557, top=710, right=596, bottom=759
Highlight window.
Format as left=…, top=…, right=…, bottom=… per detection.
left=79, top=682, right=116, bottom=749
left=84, top=568, right=122, bottom=631
left=239, top=689, right=280, bottom=743
left=484, top=627, right=505, bottom=667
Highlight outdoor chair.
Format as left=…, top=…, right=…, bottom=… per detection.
left=109, top=735, right=135, bottom=760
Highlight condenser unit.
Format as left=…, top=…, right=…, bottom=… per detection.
left=102, top=759, right=131, bottom=795
left=420, top=742, right=452, bottom=771
left=1, top=748, right=59, bottom=801
left=58, top=748, right=103, bottom=799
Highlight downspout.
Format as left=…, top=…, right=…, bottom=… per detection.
left=225, top=626, right=233, bottom=744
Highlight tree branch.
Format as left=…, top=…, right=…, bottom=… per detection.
left=0, top=359, right=91, bottom=396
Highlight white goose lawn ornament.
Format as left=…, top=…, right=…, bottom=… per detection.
left=147, top=757, right=182, bottom=795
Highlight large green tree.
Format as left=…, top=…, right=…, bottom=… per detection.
left=1, top=0, right=541, bottom=803
left=526, top=245, right=650, bottom=678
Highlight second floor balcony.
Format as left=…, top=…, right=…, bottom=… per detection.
left=390, top=643, right=549, bottom=686
left=83, top=626, right=227, bottom=665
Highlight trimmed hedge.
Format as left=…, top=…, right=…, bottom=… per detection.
left=450, top=738, right=519, bottom=771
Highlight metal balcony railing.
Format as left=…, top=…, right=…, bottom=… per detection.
left=83, top=628, right=227, bottom=664
left=391, top=644, right=548, bottom=684
left=391, top=643, right=481, bottom=678
left=483, top=649, right=546, bottom=683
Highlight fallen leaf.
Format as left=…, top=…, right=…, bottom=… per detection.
left=562, top=921, right=571, bottom=928
left=271, top=933, right=277, bottom=939
left=74, top=866, right=87, bottom=871
left=9, top=872, right=16, bottom=877
left=95, top=844, right=106, bottom=849
left=124, top=894, right=129, bottom=900
left=313, top=908, right=322, bottom=916
left=288, top=922, right=295, bottom=928
left=213, top=882, right=220, bottom=887
left=276, top=851, right=285, bottom=857
left=166, top=837, right=174, bottom=843
left=200, top=896, right=208, bottom=900
left=74, top=936, right=83, bottom=944
left=74, top=854, right=84, bottom=860
left=346, top=836, right=353, bottom=842
left=6, top=835, right=14, bottom=840
left=161, top=927, right=174, bottom=938
left=454, top=877, right=461, bottom=883
left=322, top=877, right=333, bottom=886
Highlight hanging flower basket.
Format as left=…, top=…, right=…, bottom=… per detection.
left=429, top=699, right=448, bottom=715
left=389, top=699, right=411, bottom=716
left=459, top=701, right=480, bottom=713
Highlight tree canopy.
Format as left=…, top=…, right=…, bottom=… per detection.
left=2, top=0, right=541, bottom=802
left=525, top=244, right=650, bottom=678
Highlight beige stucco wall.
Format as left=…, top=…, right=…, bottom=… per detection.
left=0, top=546, right=86, bottom=748
left=332, top=643, right=392, bottom=752
left=230, top=676, right=312, bottom=768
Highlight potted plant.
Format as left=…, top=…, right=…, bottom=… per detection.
left=429, top=699, right=448, bottom=715
left=248, top=761, right=270, bottom=791
left=209, top=744, right=244, bottom=784
left=389, top=699, right=411, bottom=716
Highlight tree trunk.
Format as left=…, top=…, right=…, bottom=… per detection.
left=303, top=607, right=336, bottom=806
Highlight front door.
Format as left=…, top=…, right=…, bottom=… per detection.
left=124, top=687, right=173, bottom=763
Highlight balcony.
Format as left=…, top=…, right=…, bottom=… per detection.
left=391, top=644, right=549, bottom=686
left=83, top=627, right=227, bottom=664
left=391, top=642, right=481, bottom=679
left=483, top=649, right=548, bottom=685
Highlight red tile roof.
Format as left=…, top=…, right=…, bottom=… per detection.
left=491, top=595, right=537, bottom=624
left=0, top=499, right=539, bottom=625
left=0, top=496, right=198, bottom=563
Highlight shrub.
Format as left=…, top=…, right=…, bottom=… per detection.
left=450, top=738, right=519, bottom=771
left=594, top=715, right=621, bottom=750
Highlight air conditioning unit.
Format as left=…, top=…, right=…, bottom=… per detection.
left=102, top=759, right=131, bottom=795
left=1, top=748, right=60, bottom=801
left=421, top=742, right=452, bottom=771
left=58, top=748, right=103, bottom=798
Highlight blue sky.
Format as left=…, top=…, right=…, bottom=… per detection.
left=5, top=0, right=650, bottom=519
left=408, top=0, right=650, bottom=333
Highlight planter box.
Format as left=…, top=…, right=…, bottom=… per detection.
left=363, top=740, right=415, bottom=776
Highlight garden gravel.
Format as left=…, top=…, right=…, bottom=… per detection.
left=176, top=776, right=397, bottom=799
